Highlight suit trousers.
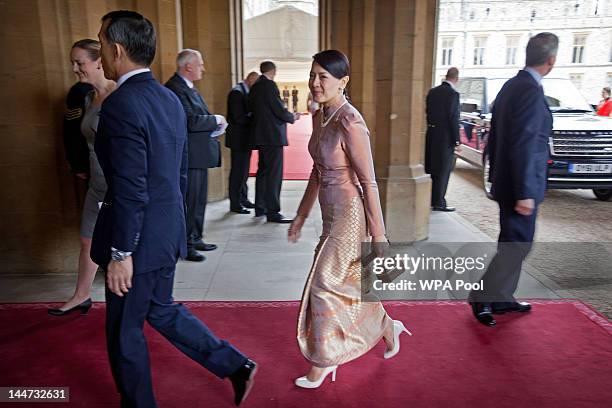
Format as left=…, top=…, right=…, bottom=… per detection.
left=255, top=146, right=283, bottom=216
left=471, top=203, right=537, bottom=304
left=105, top=265, right=247, bottom=408
left=430, top=145, right=454, bottom=208
left=186, top=168, right=208, bottom=247
left=228, top=150, right=252, bottom=210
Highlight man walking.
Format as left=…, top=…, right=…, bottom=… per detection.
left=226, top=71, right=259, bottom=214
left=425, top=67, right=461, bottom=212
left=249, top=61, right=299, bottom=223
left=92, top=11, right=257, bottom=407
left=469, top=33, right=558, bottom=327
left=166, top=49, right=221, bottom=262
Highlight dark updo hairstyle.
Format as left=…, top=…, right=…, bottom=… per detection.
left=313, top=49, right=350, bottom=79
left=313, top=50, right=350, bottom=98
left=72, top=39, right=101, bottom=61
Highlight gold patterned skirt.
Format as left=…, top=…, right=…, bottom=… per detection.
left=297, top=196, right=392, bottom=367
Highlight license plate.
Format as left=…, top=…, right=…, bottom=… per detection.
left=569, top=163, right=612, bottom=173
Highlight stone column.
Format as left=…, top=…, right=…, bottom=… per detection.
left=373, top=0, right=435, bottom=242
left=180, top=0, right=233, bottom=200
left=325, top=0, right=437, bottom=242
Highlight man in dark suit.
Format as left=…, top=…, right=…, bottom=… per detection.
left=249, top=61, right=299, bottom=223
left=469, top=33, right=558, bottom=327
left=425, top=67, right=461, bottom=212
left=92, top=11, right=257, bottom=407
left=165, top=49, right=222, bottom=262
left=226, top=71, right=259, bottom=214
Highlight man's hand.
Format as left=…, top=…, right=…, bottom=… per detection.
left=293, top=112, right=301, bottom=121
left=107, top=257, right=133, bottom=297
left=75, top=172, right=88, bottom=180
left=454, top=144, right=462, bottom=153
left=515, top=198, right=535, bottom=216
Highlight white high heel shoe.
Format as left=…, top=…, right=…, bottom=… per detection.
left=294, top=365, right=338, bottom=389
left=383, top=320, right=412, bottom=359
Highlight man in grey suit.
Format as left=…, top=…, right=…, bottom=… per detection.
left=166, top=49, right=223, bottom=262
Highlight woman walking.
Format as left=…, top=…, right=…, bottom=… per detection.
left=288, top=50, right=411, bottom=388
left=49, top=39, right=115, bottom=316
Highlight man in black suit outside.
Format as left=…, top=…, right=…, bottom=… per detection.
left=425, top=67, right=461, bottom=212
left=166, top=49, right=222, bottom=262
left=249, top=61, right=300, bottom=223
left=226, top=71, right=259, bottom=214
left=93, top=11, right=257, bottom=407
left=469, top=33, right=558, bottom=327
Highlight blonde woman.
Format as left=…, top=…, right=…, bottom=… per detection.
left=49, top=39, right=116, bottom=316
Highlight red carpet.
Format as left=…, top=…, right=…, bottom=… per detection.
left=1, top=300, right=611, bottom=407
left=249, top=115, right=314, bottom=180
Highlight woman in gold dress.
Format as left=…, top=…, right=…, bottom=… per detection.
left=288, top=50, right=411, bottom=389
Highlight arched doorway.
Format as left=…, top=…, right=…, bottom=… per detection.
left=242, top=0, right=319, bottom=180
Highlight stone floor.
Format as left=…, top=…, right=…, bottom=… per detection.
left=0, top=180, right=558, bottom=303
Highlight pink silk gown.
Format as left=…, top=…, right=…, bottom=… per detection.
left=296, top=102, right=393, bottom=368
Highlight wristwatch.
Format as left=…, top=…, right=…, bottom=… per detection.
left=111, top=247, right=132, bottom=262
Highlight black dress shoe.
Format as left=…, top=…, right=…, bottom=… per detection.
left=48, top=298, right=92, bottom=316
left=185, top=249, right=205, bottom=262
left=193, top=242, right=217, bottom=251
left=492, top=301, right=532, bottom=314
left=267, top=214, right=292, bottom=224
left=229, top=359, right=258, bottom=406
left=231, top=207, right=250, bottom=214
left=241, top=201, right=255, bottom=209
left=470, top=302, right=496, bottom=327
left=432, top=206, right=456, bottom=212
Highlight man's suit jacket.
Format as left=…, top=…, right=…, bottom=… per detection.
left=425, top=81, right=460, bottom=174
left=225, top=82, right=252, bottom=152
left=91, top=71, right=188, bottom=274
left=488, top=70, right=553, bottom=205
left=249, top=75, right=295, bottom=147
left=165, top=73, right=221, bottom=169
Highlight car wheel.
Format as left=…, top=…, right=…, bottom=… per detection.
left=482, top=153, right=494, bottom=200
left=593, top=189, right=612, bottom=201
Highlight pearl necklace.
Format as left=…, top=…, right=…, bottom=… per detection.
left=320, top=100, right=348, bottom=127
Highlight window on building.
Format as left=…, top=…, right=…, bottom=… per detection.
left=607, top=73, right=612, bottom=88
left=441, top=37, right=455, bottom=66
left=473, top=36, right=487, bottom=65
left=570, top=73, right=584, bottom=90
left=505, top=36, right=520, bottom=65
left=572, top=34, right=587, bottom=63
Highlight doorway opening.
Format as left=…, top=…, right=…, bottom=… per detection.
left=242, top=0, right=319, bottom=179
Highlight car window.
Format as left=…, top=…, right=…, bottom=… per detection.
left=485, top=78, right=593, bottom=113
left=456, top=78, right=485, bottom=113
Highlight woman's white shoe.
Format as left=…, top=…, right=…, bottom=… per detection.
left=383, top=320, right=412, bottom=360
left=294, top=366, right=338, bottom=389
